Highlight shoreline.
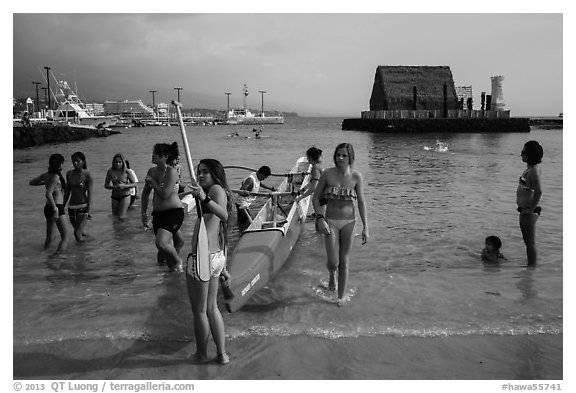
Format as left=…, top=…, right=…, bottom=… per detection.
left=14, top=333, right=562, bottom=380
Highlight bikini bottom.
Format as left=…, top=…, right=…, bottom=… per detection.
left=44, top=204, right=65, bottom=220
left=68, top=205, right=89, bottom=222
left=325, top=218, right=355, bottom=231
left=111, top=194, right=130, bottom=203
left=152, top=208, right=184, bottom=235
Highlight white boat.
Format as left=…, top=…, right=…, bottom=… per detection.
left=51, top=79, right=118, bottom=128
left=225, top=108, right=284, bottom=125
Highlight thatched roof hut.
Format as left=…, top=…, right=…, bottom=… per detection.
left=369, top=66, right=459, bottom=111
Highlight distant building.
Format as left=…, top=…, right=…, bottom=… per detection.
left=103, top=100, right=154, bottom=117
left=369, top=65, right=459, bottom=111
left=455, top=86, right=473, bottom=109
left=85, top=103, right=104, bottom=116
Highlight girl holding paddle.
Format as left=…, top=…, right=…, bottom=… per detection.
left=312, top=143, right=369, bottom=306
left=187, top=159, right=232, bottom=365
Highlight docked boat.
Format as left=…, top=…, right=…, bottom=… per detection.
left=51, top=79, right=118, bottom=128
left=225, top=157, right=311, bottom=312
left=225, top=108, right=284, bottom=125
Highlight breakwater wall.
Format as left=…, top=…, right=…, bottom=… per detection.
left=341, top=117, right=530, bottom=133
left=13, top=124, right=121, bottom=149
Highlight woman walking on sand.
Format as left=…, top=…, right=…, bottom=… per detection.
left=517, top=140, right=543, bottom=267
left=312, top=143, right=369, bottom=306
left=29, top=154, right=70, bottom=252
left=186, top=158, right=232, bottom=365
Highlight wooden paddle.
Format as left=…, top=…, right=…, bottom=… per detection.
left=172, top=101, right=211, bottom=281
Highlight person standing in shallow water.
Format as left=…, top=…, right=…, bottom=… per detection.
left=312, top=143, right=369, bottom=306
left=64, top=152, right=93, bottom=242
left=104, top=153, right=136, bottom=220
left=517, top=140, right=543, bottom=267
left=186, top=158, right=231, bottom=365
left=29, top=153, right=70, bottom=252
left=141, top=142, right=185, bottom=272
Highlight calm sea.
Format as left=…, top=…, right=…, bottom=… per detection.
left=12, top=118, right=562, bottom=377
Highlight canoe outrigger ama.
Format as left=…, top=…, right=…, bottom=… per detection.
left=225, top=157, right=312, bottom=312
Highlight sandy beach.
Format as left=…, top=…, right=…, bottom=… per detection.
left=14, top=333, right=562, bottom=380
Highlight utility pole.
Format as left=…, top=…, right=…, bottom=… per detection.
left=41, top=87, right=48, bottom=109
left=174, top=87, right=183, bottom=103
left=225, top=92, right=231, bottom=117
left=32, top=82, right=41, bottom=113
left=149, top=90, right=157, bottom=118
left=259, top=90, right=266, bottom=115
left=44, top=66, right=51, bottom=110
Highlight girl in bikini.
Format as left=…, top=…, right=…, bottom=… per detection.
left=104, top=153, right=136, bottom=220
left=64, top=152, right=93, bottom=242
left=517, top=140, right=543, bottom=266
left=187, top=158, right=232, bottom=365
left=29, top=154, right=70, bottom=252
left=312, top=143, right=369, bottom=306
left=141, top=143, right=185, bottom=272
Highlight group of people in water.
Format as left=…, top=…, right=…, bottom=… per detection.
left=28, top=137, right=543, bottom=364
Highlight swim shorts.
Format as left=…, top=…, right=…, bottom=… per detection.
left=44, top=204, right=65, bottom=220
left=152, top=208, right=184, bottom=235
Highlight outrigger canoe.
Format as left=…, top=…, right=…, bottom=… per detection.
left=225, top=157, right=312, bottom=312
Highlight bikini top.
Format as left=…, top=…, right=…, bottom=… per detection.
left=518, top=169, right=533, bottom=191
left=322, top=185, right=357, bottom=201
left=69, top=171, right=87, bottom=189
left=159, top=167, right=180, bottom=193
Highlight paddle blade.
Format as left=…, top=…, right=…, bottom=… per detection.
left=187, top=217, right=211, bottom=281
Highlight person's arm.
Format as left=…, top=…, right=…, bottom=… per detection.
left=312, top=170, right=330, bottom=235
left=29, top=173, right=46, bottom=186
left=45, top=174, right=59, bottom=221
left=63, top=172, right=71, bottom=206
left=198, top=184, right=228, bottom=223
left=85, top=171, right=94, bottom=215
left=355, top=171, right=369, bottom=244
left=529, top=167, right=542, bottom=209
left=104, top=170, right=114, bottom=190
left=141, top=169, right=153, bottom=226
left=260, top=182, right=276, bottom=191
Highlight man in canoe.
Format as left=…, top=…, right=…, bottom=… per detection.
left=235, top=166, right=275, bottom=229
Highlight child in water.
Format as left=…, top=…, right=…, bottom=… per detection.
left=481, top=235, right=506, bottom=263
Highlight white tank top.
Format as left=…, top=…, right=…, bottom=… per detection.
left=237, top=172, right=260, bottom=209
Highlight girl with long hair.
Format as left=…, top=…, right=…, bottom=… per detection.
left=186, top=158, right=232, bottom=364
left=104, top=153, right=136, bottom=220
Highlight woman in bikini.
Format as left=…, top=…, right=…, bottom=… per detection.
left=186, top=158, right=231, bottom=365
left=64, top=152, right=93, bottom=242
left=141, top=143, right=185, bottom=272
left=517, top=140, right=543, bottom=267
left=312, top=143, right=369, bottom=306
left=29, top=153, right=70, bottom=252
left=104, top=153, right=136, bottom=220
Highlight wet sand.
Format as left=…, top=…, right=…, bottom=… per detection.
left=14, top=334, right=562, bottom=380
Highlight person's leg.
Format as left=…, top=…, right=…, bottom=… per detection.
left=55, top=215, right=69, bottom=252
left=337, top=221, right=356, bottom=302
left=74, top=213, right=87, bottom=242
left=206, top=275, right=228, bottom=364
left=111, top=198, right=119, bottom=216
left=186, top=275, right=210, bottom=362
left=155, top=229, right=182, bottom=271
left=44, top=219, right=55, bottom=250
left=323, top=222, right=340, bottom=291
left=117, top=196, right=131, bottom=220
left=520, top=213, right=538, bottom=266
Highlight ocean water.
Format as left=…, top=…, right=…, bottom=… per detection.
left=12, top=118, right=562, bottom=378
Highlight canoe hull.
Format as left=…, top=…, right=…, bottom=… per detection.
left=225, top=157, right=311, bottom=312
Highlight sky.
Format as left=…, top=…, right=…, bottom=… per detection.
left=11, top=11, right=563, bottom=117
